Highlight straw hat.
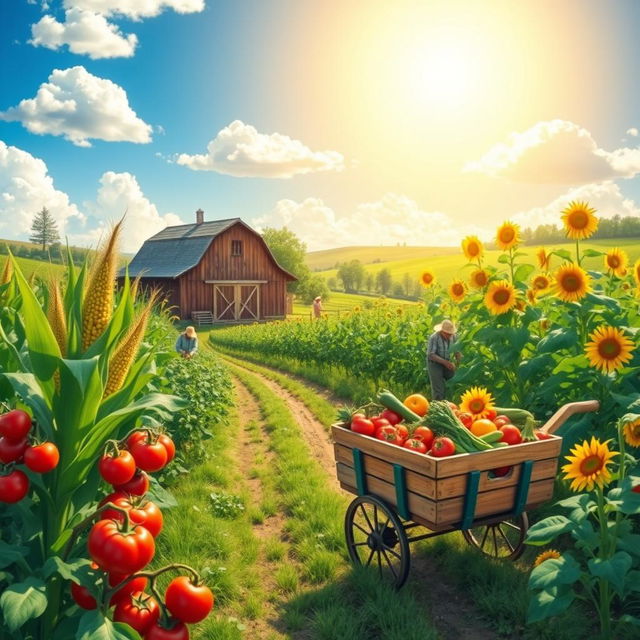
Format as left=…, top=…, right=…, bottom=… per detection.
left=314, top=296, right=322, bottom=301
left=434, top=319, right=456, bottom=334
left=185, top=326, right=196, bottom=338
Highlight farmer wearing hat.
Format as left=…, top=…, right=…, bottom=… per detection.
left=426, top=319, right=460, bottom=400
left=312, top=296, right=323, bottom=319
left=175, top=325, right=198, bottom=359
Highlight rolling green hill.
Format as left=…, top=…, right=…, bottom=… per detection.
left=1, top=256, right=65, bottom=280
left=312, top=237, right=640, bottom=289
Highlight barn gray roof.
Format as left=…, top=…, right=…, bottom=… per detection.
left=121, top=218, right=240, bottom=278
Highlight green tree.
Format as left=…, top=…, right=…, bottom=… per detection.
left=376, top=268, right=392, bottom=295
left=337, top=260, right=365, bottom=292
left=262, top=227, right=310, bottom=293
left=296, top=273, right=330, bottom=305
left=29, top=206, right=60, bottom=251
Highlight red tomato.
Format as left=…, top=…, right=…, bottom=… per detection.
left=87, top=519, right=155, bottom=575
left=446, top=401, right=459, bottom=412
left=457, top=412, right=473, bottom=429
left=484, top=408, right=497, bottom=421
left=378, top=429, right=405, bottom=446
left=380, top=409, right=402, bottom=425
left=70, top=581, right=97, bottom=610
left=412, top=426, right=434, bottom=450
left=114, top=591, right=160, bottom=635
left=370, top=417, right=390, bottom=430
left=109, top=573, right=149, bottom=606
left=0, top=410, right=32, bottom=443
left=145, top=620, right=189, bottom=640
left=394, top=424, right=408, bottom=440
left=430, top=437, right=456, bottom=457
left=99, top=450, right=136, bottom=485
left=403, top=438, right=428, bottom=454
left=0, top=437, right=28, bottom=464
left=165, top=576, right=214, bottom=624
left=102, top=497, right=164, bottom=538
left=0, top=469, right=29, bottom=503
left=494, top=415, right=511, bottom=428
left=114, top=470, right=150, bottom=496
left=158, top=434, right=176, bottom=463
left=632, top=485, right=640, bottom=494
left=99, top=491, right=130, bottom=507
left=499, top=425, right=522, bottom=445
left=24, top=442, right=60, bottom=473
left=126, top=430, right=147, bottom=448
left=491, top=466, right=512, bottom=477
left=375, top=425, right=397, bottom=440
left=129, top=437, right=168, bottom=473
left=534, top=430, right=553, bottom=440
left=351, top=416, right=375, bottom=437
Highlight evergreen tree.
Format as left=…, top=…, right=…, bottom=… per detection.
left=30, top=207, right=60, bottom=251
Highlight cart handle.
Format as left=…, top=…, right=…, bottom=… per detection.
left=539, top=400, right=600, bottom=435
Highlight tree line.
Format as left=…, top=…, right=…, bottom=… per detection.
left=520, top=214, right=640, bottom=245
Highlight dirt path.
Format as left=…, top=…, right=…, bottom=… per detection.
left=224, top=355, right=499, bottom=640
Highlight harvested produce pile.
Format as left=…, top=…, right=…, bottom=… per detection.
left=338, top=386, right=549, bottom=470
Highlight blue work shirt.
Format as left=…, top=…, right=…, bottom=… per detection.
left=175, top=334, right=198, bottom=355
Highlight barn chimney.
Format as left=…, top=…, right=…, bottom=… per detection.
left=196, top=208, right=204, bottom=224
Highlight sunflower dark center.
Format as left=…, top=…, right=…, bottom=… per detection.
left=598, top=338, right=621, bottom=359
left=561, top=274, right=581, bottom=291
left=494, top=290, right=510, bottom=305
left=500, top=228, right=515, bottom=243
left=580, top=454, right=604, bottom=475
left=569, top=211, right=589, bottom=229
left=468, top=243, right=480, bottom=256
left=453, top=284, right=464, bottom=295
left=475, top=273, right=487, bottom=285
left=469, top=399, right=485, bottom=412
left=607, top=256, right=620, bottom=269
left=534, top=277, right=548, bottom=290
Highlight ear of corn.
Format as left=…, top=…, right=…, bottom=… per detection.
left=47, top=278, right=67, bottom=356
left=104, top=292, right=157, bottom=397
left=1, top=258, right=13, bottom=285
left=82, top=220, right=122, bottom=351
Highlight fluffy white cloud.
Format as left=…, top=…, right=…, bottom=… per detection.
left=176, top=120, right=345, bottom=178
left=253, top=193, right=488, bottom=251
left=465, top=119, right=640, bottom=184
left=0, top=140, right=84, bottom=239
left=30, top=9, right=137, bottom=59
left=0, top=66, right=152, bottom=147
left=627, top=127, right=638, bottom=137
left=63, top=0, right=204, bottom=20
left=511, top=181, right=640, bottom=231
left=79, top=172, right=184, bottom=252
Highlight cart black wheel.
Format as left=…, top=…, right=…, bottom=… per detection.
left=344, top=495, right=410, bottom=589
left=462, top=512, right=528, bottom=560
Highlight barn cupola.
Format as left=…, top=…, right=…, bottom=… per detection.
left=196, top=208, right=204, bottom=224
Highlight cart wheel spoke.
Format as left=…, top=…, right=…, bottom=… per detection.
left=492, top=527, right=499, bottom=557
left=496, top=525, right=515, bottom=553
left=365, top=547, right=375, bottom=567
left=382, top=545, right=402, bottom=560
left=353, top=522, right=370, bottom=537
left=374, top=504, right=379, bottom=531
left=381, top=548, right=398, bottom=580
left=376, top=550, right=382, bottom=577
left=501, top=521, right=522, bottom=532
left=359, top=504, right=374, bottom=532
left=479, top=526, right=490, bottom=549
left=461, top=513, right=528, bottom=561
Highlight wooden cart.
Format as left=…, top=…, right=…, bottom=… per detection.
left=332, top=400, right=599, bottom=588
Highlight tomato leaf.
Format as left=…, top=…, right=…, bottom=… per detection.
left=0, top=540, right=29, bottom=570
left=0, top=576, right=48, bottom=631
left=525, top=515, right=573, bottom=545
left=41, top=556, right=92, bottom=581
left=77, top=610, right=142, bottom=640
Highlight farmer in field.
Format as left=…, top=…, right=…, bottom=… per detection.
left=175, top=325, right=198, bottom=359
left=312, top=296, right=323, bottom=319
left=426, top=319, right=461, bottom=400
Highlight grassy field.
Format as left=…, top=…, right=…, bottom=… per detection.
left=291, top=290, right=418, bottom=317
left=1, top=255, right=65, bottom=280
left=312, top=237, right=640, bottom=288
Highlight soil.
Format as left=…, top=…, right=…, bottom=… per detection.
left=227, top=358, right=501, bottom=640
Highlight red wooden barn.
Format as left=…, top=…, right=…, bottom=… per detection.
left=121, top=210, right=296, bottom=322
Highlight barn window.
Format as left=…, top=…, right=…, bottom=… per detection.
left=231, top=240, right=243, bottom=256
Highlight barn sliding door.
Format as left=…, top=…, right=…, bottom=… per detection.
left=212, top=283, right=261, bottom=321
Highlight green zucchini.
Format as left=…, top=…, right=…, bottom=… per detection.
left=479, top=430, right=504, bottom=444
left=377, top=389, right=422, bottom=423
left=493, top=407, right=536, bottom=427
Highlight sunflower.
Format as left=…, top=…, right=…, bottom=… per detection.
left=584, top=326, right=634, bottom=373
left=459, top=386, right=495, bottom=419
left=484, top=280, right=516, bottom=315
left=533, top=549, right=561, bottom=568
left=536, top=247, right=551, bottom=271
left=420, top=270, right=436, bottom=287
left=526, top=288, right=537, bottom=304
left=462, top=236, right=484, bottom=261
left=633, top=259, right=640, bottom=289
left=449, top=279, right=467, bottom=303
left=562, top=437, right=617, bottom=492
left=623, top=418, right=640, bottom=448
left=604, top=248, right=628, bottom=277
left=495, top=221, right=521, bottom=251
left=561, top=201, right=598, bottom=240
left=553, top=264, right=591, bottom=302
left=531, top=273, right=551, bottom=292
left=469, top=268, right=490, bottom=289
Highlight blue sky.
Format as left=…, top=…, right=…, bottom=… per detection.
left=2, top=0, right=640, bottom=253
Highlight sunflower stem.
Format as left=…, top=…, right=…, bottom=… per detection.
left=595, top=486, right=612, bottom=639
left=575, top=238, right=581, bottom=267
